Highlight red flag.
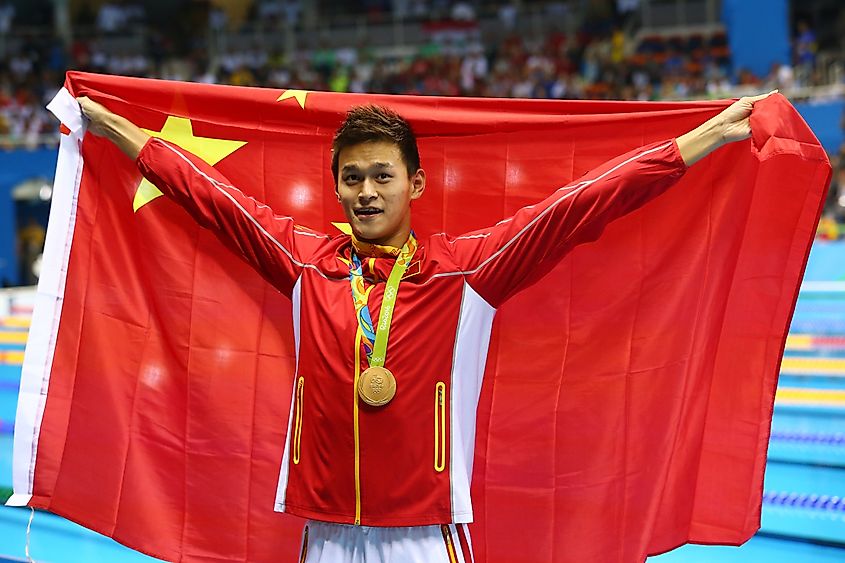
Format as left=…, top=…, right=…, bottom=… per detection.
left=9, top=72, right=830, bottom=562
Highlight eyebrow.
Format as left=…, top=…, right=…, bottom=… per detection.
left=341, top=162, right=396, bottom=173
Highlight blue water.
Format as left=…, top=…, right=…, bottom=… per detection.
left=778, top=375, right=845, bottom=389
left=804, top=242, right=845, bottom=281
left=0, top=437, right=10, bottom=489
left=785, top=349, right=845, bottom=358
left=0, top=506, right=162, bottom=562
left=652, top=535, right=845, bottom=562
left=791, top=296, right=845, bottom=335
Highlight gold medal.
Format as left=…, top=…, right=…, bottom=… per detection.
left=358, top=366, right=397, bottom=407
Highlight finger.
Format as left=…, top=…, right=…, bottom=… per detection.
left=77, top=97, right=90, bottom=114
left=745, top=90, right=778, bottom=103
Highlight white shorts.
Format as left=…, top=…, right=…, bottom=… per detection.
left=298, top=521, right=475, bottom=563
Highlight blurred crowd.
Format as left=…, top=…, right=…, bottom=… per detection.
left=0, top=0, right=843, bottom=235
left=2, top=1, right=841, bottom=148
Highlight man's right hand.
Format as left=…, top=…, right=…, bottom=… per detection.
left=78, top=96, right=114, bottom=137
left=76, top=96, right=150, bottom=159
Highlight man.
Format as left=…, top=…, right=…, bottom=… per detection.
left=77, top=91, right=772, bottom=563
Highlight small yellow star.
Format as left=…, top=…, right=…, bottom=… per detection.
left=277, top=89, right=309, bottom=109
left=134, top=116, right=247, bottom=212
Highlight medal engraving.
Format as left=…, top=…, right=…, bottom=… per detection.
left=358, top=366, right=397, bottom=406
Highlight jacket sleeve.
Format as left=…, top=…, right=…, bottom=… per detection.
left=136, top=137, right=327, bottom=296
left=440, top=139, right=688, bottom=307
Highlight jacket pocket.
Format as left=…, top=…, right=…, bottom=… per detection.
left=293, top=376, right=304, bottom=465
left=434, top=382, right=446, bottom=473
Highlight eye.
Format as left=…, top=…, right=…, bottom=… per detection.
left=376, top=173, right=393, bottom=182
left=343, top=174, right=361, bottom=184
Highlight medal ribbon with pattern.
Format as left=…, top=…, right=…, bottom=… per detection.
left=344, top=233, right=417, bottom=406
left=347, top=234, right=417, bottom=364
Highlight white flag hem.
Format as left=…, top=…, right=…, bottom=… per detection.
left=7, top=87, right=85, bottom=505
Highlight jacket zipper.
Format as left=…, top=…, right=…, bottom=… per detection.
left=435, top=382, right=446, bottom=472
left=293, top=376, right=304, bottom=464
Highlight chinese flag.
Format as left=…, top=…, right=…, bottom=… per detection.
left=9, top=72, right=830, bottom=562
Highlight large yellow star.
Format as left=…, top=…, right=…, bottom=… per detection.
left=277, top=89, right=309, bottom=109
left=134, top=116, right=247, bottom=212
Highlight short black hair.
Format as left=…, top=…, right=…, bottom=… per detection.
left=331, top=105, right=420, bottom=183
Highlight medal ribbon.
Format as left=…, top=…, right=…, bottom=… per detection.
left=346, top=234, right=417, bottom=366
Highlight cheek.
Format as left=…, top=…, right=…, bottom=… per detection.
left=383, top=194, right=407, bottom=214
left=385, top=183, right=412, bottom=205
left=337, top=190, right=354, bottom=205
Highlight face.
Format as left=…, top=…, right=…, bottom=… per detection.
left=336, top=140, right=425, bottom=248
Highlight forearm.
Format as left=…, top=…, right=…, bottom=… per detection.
left=675, top=91, right=775, bottom=167
left=94, top=111, right=150, bottom=160
left=77, top=96, right=149, bottom=160
left=675, top=116, right=725, bottom=167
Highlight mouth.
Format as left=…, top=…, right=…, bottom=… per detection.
left=354, top=207, right=384, bottom=219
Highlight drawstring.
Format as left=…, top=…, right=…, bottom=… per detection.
left=25, top=506, right=35, bottom=562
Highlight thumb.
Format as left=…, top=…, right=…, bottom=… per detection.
left=746, top=90, right=778, bottom=103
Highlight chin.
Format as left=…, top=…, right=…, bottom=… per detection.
left=352, top=220, right=388, bottom=242
left=357, top=230, right=389, bottom=243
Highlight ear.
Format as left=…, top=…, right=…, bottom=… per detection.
left=409, top=168, right=426, bottom=201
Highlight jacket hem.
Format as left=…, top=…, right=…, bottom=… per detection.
left=276, top=502, right=474, bottom=527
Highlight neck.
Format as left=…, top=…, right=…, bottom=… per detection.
left=357, top=229, right=411, bottom=250
left=351, top=230, right=414, bottom=258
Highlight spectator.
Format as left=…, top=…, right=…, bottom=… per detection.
left=498, top=1, right=518, bottom=31
left=0, top=1, right=14, bottom=35
left=97, top=1, right=131, bottom=35
left=459, top=44, right=487, bottom=94
left=450, top=1, right=476, bottom=22
left=765, top=62, right=794, bottom=91
left=794, top=20, right=817, bottom=87
left=795, top=20, right=817, bottom=68
left=282, top=0, right=302, bottom=28
left=17, top=217, right=45, bottom=285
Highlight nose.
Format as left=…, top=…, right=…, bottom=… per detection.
left=359, top=178, right=378, bottom=201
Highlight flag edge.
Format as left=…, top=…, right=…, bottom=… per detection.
left=9, top=86, right=85, bottom=503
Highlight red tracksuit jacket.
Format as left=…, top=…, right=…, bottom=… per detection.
left=137, top=136, right=687, bottom=527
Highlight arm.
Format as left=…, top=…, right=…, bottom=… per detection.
left=78, top=96, right=149, bottom=160
left=444, top=92, right=776, bottom=307
left=676, top=91, right=776, bottom=166
left=78, top=97, right=326, bottom=296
